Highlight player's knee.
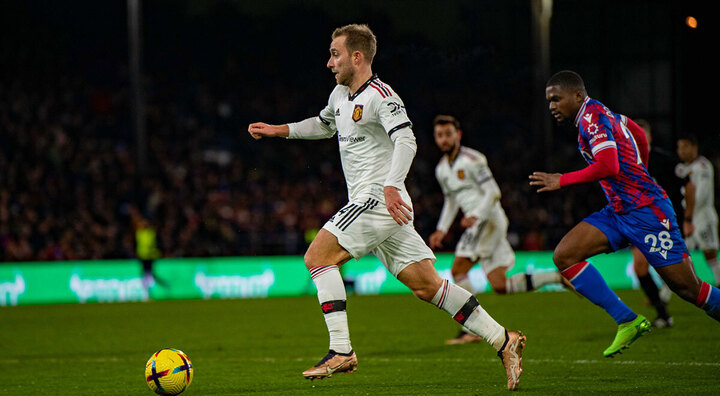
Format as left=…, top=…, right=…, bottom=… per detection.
left=705, top=250, right=718, bottom=260
left=451, top=266, right=468, bottom=280
left=303, top=251, right=319, bottom=270
left=488, top=276, right=508, bottom=294
left=491, top=284, right=508, bottom=295
left=552, top=248, right=575, bottom=270
left=633, top=260, right=648, bottom=276
left=675, top=288, right=697, bottom=304
left=410, top=285, right=436, bottom=302
left=417, top=280, right=445, bottom=302
left=667, top=282, right=699, bottom=304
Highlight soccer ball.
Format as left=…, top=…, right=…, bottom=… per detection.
left=145, top=348, right=194, bottom=395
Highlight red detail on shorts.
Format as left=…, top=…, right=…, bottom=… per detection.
left=561, top=261, right=589, bottom=282
left=696, top=282, right=711, bottom=307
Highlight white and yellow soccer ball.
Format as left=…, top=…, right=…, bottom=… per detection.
left=145, top=348, right=194, bottom=395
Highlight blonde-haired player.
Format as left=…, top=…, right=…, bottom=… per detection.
left=248, top=24, right=526, bottom=390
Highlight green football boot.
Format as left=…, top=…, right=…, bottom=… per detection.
left=603, top=315, right=651, bottom=358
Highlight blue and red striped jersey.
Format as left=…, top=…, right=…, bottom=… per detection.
left=574, top=97, right=667, bottom=213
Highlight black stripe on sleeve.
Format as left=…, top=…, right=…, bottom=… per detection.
left=318, top=115, right=331, bottom=126
left=387, top=122, right=412, bottom=137
left=475, top=175, right=493, bottom=186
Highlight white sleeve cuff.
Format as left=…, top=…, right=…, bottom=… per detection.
left=591, top=140, right=616, bottom=155
left=288, top=117, right=334, bottom=140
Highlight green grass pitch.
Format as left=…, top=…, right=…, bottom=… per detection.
left=1, top=290, right=718, bottom=395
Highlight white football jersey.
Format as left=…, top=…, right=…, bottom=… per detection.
left=310, top=75, right=414, bottom=201
left=435, top=146, right=506, bottom=233
left=676, top=155, right=719, bottom=224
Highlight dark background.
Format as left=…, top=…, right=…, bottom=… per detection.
left=1, top=0, right=717, bottom=261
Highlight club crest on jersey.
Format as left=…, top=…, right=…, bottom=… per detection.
left=457, top=170, right=465, bottom=180
left=352, top=104, right=364, bottom=122
left=661, top=218, right=670, bottom=230
left=587, top=123, right=599, bottom=135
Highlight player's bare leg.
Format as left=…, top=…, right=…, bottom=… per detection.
left=655, top=255, right=720, bottom=322
left=486, top=266, right=509, bottom=294
left=485, top=259, right=576, bottom=296
left=397, top=259, right=526, bottom=390
left=451, top=256, right=475, bottom=293
left=554, top=222, right=650, bottom=357
left=302, top=229, right=358, bottom=380
left=446, top=257, right=484, bottom=344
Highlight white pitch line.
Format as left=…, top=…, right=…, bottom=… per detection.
left=526, top=358, right=720, bottom=367
left=1, top=356, right=718, bottom=368
left=348, top=357, right=720, bottom=368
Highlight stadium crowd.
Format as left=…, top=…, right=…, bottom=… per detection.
left=1, top=3, right=717, bottom=263
left=0, top=58, right=626, bottom=262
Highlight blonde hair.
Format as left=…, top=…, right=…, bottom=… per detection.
left=332, top=24, right=377, bottom=64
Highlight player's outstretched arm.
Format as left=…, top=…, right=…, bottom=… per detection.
left=531, top=148, right=620, bottom=192
left=248, top=122, right=290, bottom=140
left=430, top=195, right=457, bottom=249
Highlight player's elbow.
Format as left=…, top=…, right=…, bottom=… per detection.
left=391, top=129, right=417, bottom=151
left=488, top=182, right=502, bottom=200
left=594, top=148, right=619, bottom=178
left=604, top=161, right=620, bottom=177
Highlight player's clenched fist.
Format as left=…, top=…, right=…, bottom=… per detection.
left=248, top=122, right=289, bottom=140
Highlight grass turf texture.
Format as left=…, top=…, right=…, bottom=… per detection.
left=0, top=290, right=718, bottom=395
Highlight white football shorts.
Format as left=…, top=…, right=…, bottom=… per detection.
left=323, top=190, right=436, bottom=277
left=455, top=212, right=515, bottom=274
left=685, top=218, right=719, bottom=251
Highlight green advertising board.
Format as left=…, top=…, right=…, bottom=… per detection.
left=0, top=252, right=715, bottom=306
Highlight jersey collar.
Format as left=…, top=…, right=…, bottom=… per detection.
left=574, top=96, right=591, bottom=126
left=348, top=73, right=379, bottom=101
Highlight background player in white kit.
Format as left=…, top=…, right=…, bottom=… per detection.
left=429, top=115, right=571, bottom=344
left=676, top=135, right=720, bottom=286
left=248, top=24, right=526, bottom=390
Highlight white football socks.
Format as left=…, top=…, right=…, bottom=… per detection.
left=506, top=272, right=563, bottom=293
left=309, top=265, right=352, bottom=354
left=432, top=279, right=506, bottom=350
